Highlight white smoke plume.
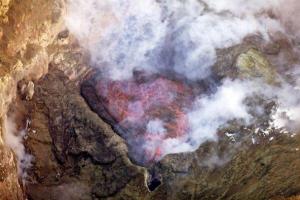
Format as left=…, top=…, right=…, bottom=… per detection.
left=275, top=0, right=300, bottom=41
left=65, top=0, right=282, bottom=80
left=3, top=116, right=33, bottom=180
left=202, top=0, right=280, bottom=15
left=269, top=77, right=300, bottom=131
left=147, top=119, right=167, bottom=137
left=161, top=76, right=300, bottom=155
left=65, top=0, right=300, bottom=161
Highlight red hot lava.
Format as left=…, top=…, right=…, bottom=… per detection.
left=96, top=75, right=193, bottom=162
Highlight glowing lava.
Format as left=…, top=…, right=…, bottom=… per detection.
left=96, top=75, right=193, bottom=162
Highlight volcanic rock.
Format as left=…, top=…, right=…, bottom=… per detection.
left=236, top=48, right=277, bottom=83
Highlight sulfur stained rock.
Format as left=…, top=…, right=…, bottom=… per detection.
left=0, top=144, right=23, bottom=200
left=236, top=48, right=277, bottom=83
left=0, top=0, right=10, bottom=23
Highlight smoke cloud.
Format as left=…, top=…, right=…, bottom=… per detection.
left=65, top=0, right=300, bottom=163
left=3, top=116, right=33, bottom=181
left=65, top=0, right=283, bottom=80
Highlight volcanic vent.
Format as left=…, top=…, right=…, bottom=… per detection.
left=82, top=72, right=197, bottom=164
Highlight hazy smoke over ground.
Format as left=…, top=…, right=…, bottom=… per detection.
left=3, top=116, right=33, bottom=180
left=66, top=0, right=300, bottom=163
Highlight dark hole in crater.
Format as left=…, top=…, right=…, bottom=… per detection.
left=147, top=177, right=162, bottom=191
left=147, top=171, right=162, bottom=191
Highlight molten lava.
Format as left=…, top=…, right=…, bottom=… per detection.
left=96, top=75, right=193, bottom=162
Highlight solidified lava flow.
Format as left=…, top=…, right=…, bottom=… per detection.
left=95, top=74, right=193, bottom=163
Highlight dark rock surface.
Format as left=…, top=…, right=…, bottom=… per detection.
left=24, top=68, right=149, bottom=200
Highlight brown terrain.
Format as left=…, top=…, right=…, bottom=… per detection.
left=0, top=0, right=300, bottom=200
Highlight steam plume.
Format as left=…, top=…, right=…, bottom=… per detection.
left=3, top=116, right=33, bottom=180
left=66, top=0, right=285, bottom=80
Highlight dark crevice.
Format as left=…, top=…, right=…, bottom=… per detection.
left=147, top=177, right=161, bottom=191
left=147, top=170, right=162, bottom=192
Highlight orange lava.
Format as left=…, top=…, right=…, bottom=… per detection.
left=96, top=76, right=193, bottom=161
